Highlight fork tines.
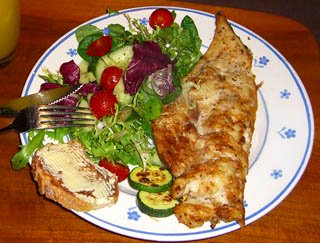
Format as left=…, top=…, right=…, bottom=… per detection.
left=37, top=105, right=96, bottom=129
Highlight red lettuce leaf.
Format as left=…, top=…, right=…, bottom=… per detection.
left=124, top=41, right=173, bottom=95
left=59, top=60, right=80, bottom=85
left=39, top=83, right=62, bottom=92
left=55, top=93, right=79, bottom=106
left=77, top=83, right=102, bottom=96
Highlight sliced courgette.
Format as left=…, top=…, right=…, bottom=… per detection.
left=137, top=191, right=178, bottom=218
left=128, top=165, right=173, bottom=193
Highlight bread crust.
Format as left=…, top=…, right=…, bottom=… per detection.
left=31, top=142, right=119, bottom=212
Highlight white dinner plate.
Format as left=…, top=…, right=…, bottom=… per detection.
left=20, top=6, right=314, bottom=241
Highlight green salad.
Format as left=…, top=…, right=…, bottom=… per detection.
left=11, top=8, right=202, bottom=171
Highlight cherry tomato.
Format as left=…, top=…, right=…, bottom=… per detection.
left=89, top=90, right=117, bottom=119
left=100, top=66, right=123, bottom=91
left=99, top=159, right=130, bottom=182
left=87, top=35, right=112, bottom=57
left=149, top=8, right=174, bottom=30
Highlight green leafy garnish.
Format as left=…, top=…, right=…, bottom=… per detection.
left=106, top=7, right=119, bottom=15
left=11, top=130, right=45, bottom=170
left=107, top=24, right=136, bottom=51
left=75, top=25, right=103, bottom=43
left=11, top=128, right=72, bottom=170
left=133, top=81, right=163, bottom=121
left=70, top=113, right=159, bottom=167
left=38, top=67, right=63, bottom=84
left=155, top=15, right=202, bottom=79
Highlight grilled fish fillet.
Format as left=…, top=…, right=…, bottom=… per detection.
left=152, top=12, right=257, bottom=228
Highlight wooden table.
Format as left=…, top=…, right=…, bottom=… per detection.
left=0, top=0, right=319, bottom=242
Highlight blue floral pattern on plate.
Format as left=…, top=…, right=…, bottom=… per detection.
left=277, top=127, right=296, bottom=139
left=139, top=17, right=149, bottom=26
left=66, top=48, right=77, bottom=57
left=101, top=27, right=110, bottom=35
left=271, top=169, right=283, bottom=179
left=254, top=56, right=270, bottom=67
left=280, top=89, right=291, bottom=99
left=127, top=207, right=141, bottom=221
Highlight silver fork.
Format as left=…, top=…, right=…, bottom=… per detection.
left=0, top=105, right=96, bottom=134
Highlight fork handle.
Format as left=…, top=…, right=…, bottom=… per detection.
left=0, top=124, right=16, bottom=134
left=0, top=107, right=18, bottom=117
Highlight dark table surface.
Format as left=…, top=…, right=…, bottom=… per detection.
left=184, top=0, right=320, bottom=42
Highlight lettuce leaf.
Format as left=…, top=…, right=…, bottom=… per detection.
left=59, top=60, right=80, bottom=85
left=11, top=130, right=45, bottom=170
left=155, top=15, right=202, bottom=79
left=124, top=41, right=173, bottom=95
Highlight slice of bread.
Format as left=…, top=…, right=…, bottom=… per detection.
left=31, top=141, right=118, bottom=211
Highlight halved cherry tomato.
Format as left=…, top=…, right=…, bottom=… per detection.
left=149, top=8, right=174, bottom=30
left=99, top=159, right=130, bottom=182
left=87, top=35, right=112, bottom=57
left=89, top=90, right=117, bottom=119
left=100, top=66, right=123, bottom=91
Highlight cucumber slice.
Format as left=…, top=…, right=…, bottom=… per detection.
left=78, top=60, right=89, bottom=73
left=78, top=60, right=97, bottom=83
left=95, top=56, right=113, bottom=82
left=128, top=165, right=173, bottom=193
left=78, top=97, right=89, bottom=108
left=113, top=78, right=133, bottom=106
left=109, top=45, right=133, bottom=68
left=137, top=191, right=178, bottom=218
left=79, top=72, right=96, bottom=83
left=95, top=45, right=133, bottom=82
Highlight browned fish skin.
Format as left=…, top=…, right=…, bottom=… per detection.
left=152, top=12, right=257, bottom=228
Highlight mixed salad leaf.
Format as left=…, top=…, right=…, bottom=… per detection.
left=11, top=9, right=202, bottom=172
left=124, top=41, right=173, bottom=95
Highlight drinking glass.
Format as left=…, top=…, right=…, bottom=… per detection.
left=0, top=0, right=20, bottom=67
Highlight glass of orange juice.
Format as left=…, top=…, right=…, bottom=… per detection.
left=0, top=0, right=20, bottom=67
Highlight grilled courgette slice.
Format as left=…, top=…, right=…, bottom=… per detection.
left=137, top=191, right=178, bottom=217
left=128, top=165, right=173, bottom=193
